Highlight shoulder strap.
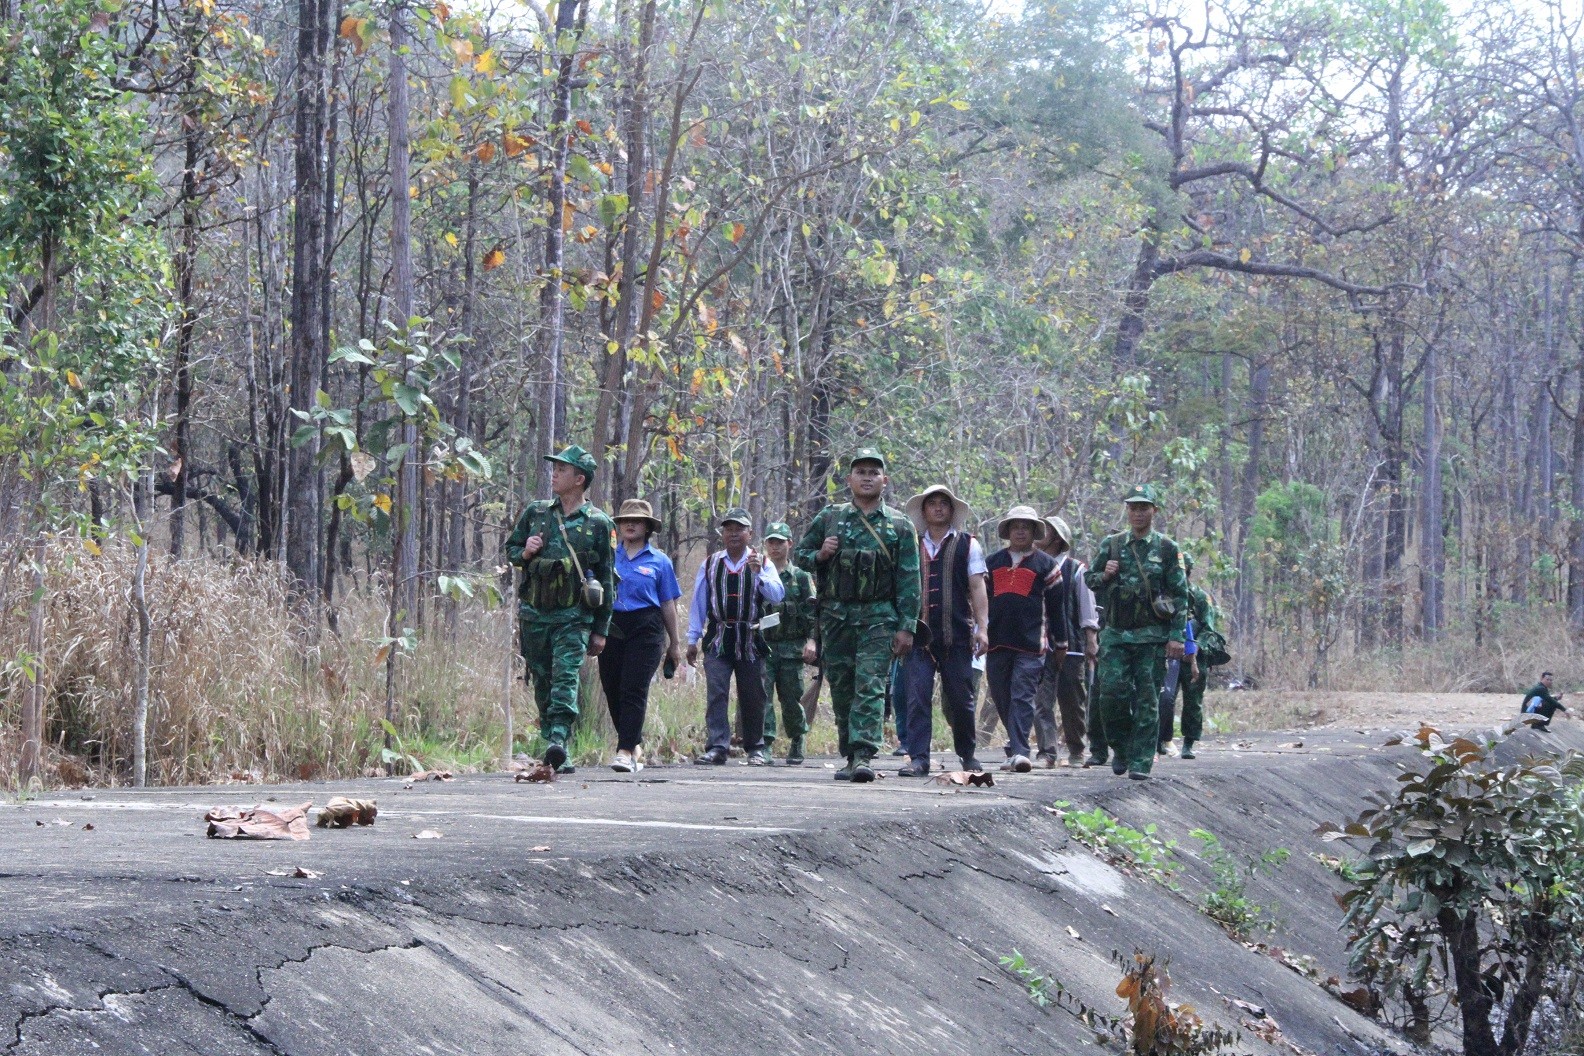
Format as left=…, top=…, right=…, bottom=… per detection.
left=851, top=504, right=892, bottom=555
left=556, top=509, right=586, bottom=582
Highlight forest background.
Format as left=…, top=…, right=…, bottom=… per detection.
left=2, top=0, right=1583, bottom=787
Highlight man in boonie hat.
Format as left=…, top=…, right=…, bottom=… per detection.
left=795, top=448, right=920, bottom=783
left=983, top=506, right=1068, bottom=774
left=757, top=520, right=817, bottom=765
left=504, top=444, right=617, bottom=773
left=1084, top=484, right=1188, bottom=781
left=688, top=507, right=784, bottom=767
left=896, top=485, right=988, bottom=776
left=1032, top=514, right=1100, bottom=768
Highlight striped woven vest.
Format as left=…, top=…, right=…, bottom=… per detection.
left=703, top=552, right=763, bottom=661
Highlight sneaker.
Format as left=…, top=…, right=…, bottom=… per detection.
left=960, top=756, right=983, bottom=773
left=633, top=746, right=646, bottom=772
left=1128, top=770, right=1150, bottom=782
left=1180, top=741, right=1196, bottom=760
left=834, top=758, right=855, bottom=781
left=898, top=758, right=930, bottom=777
left=785, top=738, right=805, bottom=766
left=1068, top=749, right=1085, bottom=768
left=1159, top=741, right=1179, bottom=758
left=1083, top=754, right=1108, bottom=769
left=851, top=758, right=876, bottom=783
left=1037, top=752, right=1058, bottom=769
left=543, top=740, right=568, bottom=771
left=1012, top=755, right=1033, bottom=774
left=694, top=747, right=728, bottom=766
left=746, top=749, right=768, bottom=766
left=611, top=751, right=634, bottom=773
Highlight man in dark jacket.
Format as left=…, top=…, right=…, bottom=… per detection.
left=985, top=505, right=1069, bottom=773
left=1521, top=672, right=1570, bottom=731
left=1033, top=515, right=1098, bottom=767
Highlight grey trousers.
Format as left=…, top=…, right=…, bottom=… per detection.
left=704, top=652, right=766, bottom=754
left=985, top=650, right=1043, bottom=759
left=1034, top=652, right=1088, bottom=758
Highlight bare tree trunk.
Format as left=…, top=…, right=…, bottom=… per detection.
left=1233, top=357, right=1269, bottom=637
left=169, top=6, right=203, bottom=558
left=131, top=467, right=153, bottom=787
left=386, top=1, right=418, bottom=737
left=539, top=0, right=587, bottom=493
left=285, top=0, right=331, bottom=627
left=1419, top=342, right=1444, bottom=639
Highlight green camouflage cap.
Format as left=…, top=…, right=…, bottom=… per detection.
left=1122, top=483, right=1159, bottom=506
left=718, top=506, right=753, bottom=528
left=764, top=521, right=792, bottom=541
left=545, top=444, right=598, bottom=480
left=847, top=447, right=886, bottom=470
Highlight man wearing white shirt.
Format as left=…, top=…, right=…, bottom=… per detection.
left=687, top=507, right=784, bottom=765
left=898, top=485, right=989, bottom=776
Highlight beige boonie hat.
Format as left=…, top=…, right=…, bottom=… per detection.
left=997, top=505, right=1048, bottom=542
left=1044, top=515, right=1073, bottom=548
left=613, top=498, right=663, bottom=533
left=905, top=484, right=973, bottom=533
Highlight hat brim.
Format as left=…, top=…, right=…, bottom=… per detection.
left=1122, top=496, right=1156, bottom=506
left=718, top=518, right=752, bottom=529
left=544, top=454, right=594, bottom=477
left=1044, top=517, right=1071, bottom=546
left=997, top=518, right=1048, bottom=541
left=848, top=457, right=886, bottom=470
left=905, top=487, right=972, bottom=533
left=615, top=514, right=663, bottom=533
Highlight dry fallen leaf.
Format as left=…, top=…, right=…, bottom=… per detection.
left=293, top=866, right=322, bottom=879
left=1066, top=925, right=1082, bottom=940
left=82, top=823, right=95, bottom=831
left=317, top=796, right=378, bottom=828
left=410, top=770, right=454, bottom=782
left=1230, top=998, right=1266, bottom=1018
left=1278, top=740, right=1305, bottom=749
left=931, top=770, right=995, bottom=787
left=515, top=765, right=556, bottom=783
left=413, top=829, right=444, bottom=840
left=529, top=845, right=552, bottom=853
left=206, top=803, right=312, bottom=841
left=1102, top=903, right=1118, bottom=916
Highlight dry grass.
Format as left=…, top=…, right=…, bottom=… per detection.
left=0, top=545, right=850, bottom=790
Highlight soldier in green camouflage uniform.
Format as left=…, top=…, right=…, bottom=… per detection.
left=1084, top=484, right=1188, bottom=781
left=504, top=445, right=616, bottom=773
left=1159, top=553, right=1218, bottom=759
left=760, top=522, right=817, bottom=765
left=795, top=449, right=921, bottom=783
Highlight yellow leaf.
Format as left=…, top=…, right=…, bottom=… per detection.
left=83, top=538, right=102, bottom=557
left=474, top=48, right=497, bottom=74
left=1239, top=247, right=1252, bottom=263
left=373, top=493, right=392, bottom=514
left=665, top=436, right=682, bottom=462
left=483, top=247, right=506, bottom=270
left=65, top=370, right=83, bottom=389
left=444, top=231, right=459, bottom=248
left=449, top=36, right=474, bottom=65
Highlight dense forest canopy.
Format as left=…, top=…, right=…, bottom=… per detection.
left=3, top=0, right=1584, bottom=782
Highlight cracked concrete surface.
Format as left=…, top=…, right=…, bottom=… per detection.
left=3, top=720, right=1570, bottom=1055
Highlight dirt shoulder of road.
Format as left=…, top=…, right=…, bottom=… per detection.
left=1208, top=689, right=1535, bottom=735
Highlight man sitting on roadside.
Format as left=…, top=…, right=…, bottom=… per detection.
left=1521, top=671, right=1570, bottom=732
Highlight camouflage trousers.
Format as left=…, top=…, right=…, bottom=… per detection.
left=520, top=618, right=590, bottom=742
left=823, top=610, right=898, bottom=760
left=761, top=644, right=809, bottom=745
left=1159, top=660, right=1207, bottom=745
left=1095, top=640, right=1166, bottom=775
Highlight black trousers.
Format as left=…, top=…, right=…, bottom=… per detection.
left=597, top=607, right=668, bottom=752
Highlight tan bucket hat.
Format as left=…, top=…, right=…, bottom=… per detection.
left=613, top=498, right=663, bottom=533
left=905, top=484, right=973, bottom=533
left=1044, top=515, right=1073, bottom=549
left=997, top=505, right=1048, bottom=541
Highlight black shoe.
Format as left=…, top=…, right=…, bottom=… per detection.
left=694, top=747, right=728, bottom=765
left=898, top=759, right=930, bottom=777
left=1180, top=741, right=1197, bottom=760
left=960, top=756, right=983, bottom=773
left=543, top=741, right=568, bottom=771
left=1128, top=770, right=1150, bottom=782
left=834, top=757, right=855, bottom=781
left=851, top=758, right=876, bottom=783
left=1083, top=755, right=1107, bottom=769
left=786, top=738, right=805, bottom=766
left=1111, top=761, right=1128, bottom=776
left=890, top=746, right=908, bottom=756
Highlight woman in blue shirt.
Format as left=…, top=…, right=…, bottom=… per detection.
left=599, top=499, right=683, bottom=772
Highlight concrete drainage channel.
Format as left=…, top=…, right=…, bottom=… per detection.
left=1, top=729, right=1511, bottom=1055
